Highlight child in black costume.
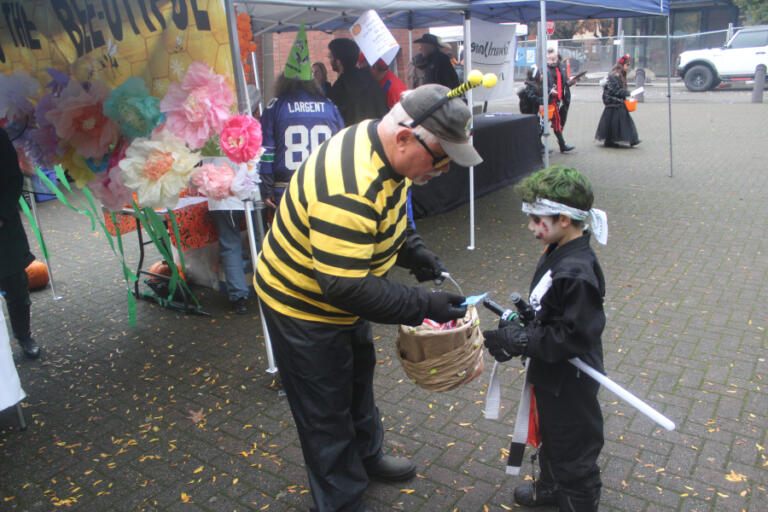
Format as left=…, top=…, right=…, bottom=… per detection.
left=595, top=54, right=640, bottom=147
left=483, top=165, right=609, bottom=512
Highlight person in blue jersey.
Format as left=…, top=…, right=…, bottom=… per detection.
left=260, top=26, right=344, bottom=213
left=256, top=84, right=482, bottom=512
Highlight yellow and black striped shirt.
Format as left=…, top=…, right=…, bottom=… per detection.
left=255, top=120, right=416, bottom=324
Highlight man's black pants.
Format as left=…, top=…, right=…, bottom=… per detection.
left=262, top=303, right=382, bottom=512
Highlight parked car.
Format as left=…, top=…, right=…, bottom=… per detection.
left=676, top=25, right=768, bottom=92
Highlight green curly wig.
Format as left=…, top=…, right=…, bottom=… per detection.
left=514, top=165, right=594, bottom=211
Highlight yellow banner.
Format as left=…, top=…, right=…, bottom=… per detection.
left=0, top=0, right=233, bottom=96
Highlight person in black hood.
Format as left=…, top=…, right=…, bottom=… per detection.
left=326, top=38, right=388, bottom=126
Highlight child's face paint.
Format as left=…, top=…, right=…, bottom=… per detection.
left=528, top=214, right=560, bottom=245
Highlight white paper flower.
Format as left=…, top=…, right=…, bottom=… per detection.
left=119, top=130, right=200, bottom=209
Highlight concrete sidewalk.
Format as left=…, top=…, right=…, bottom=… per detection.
left=1, top=96, right=766, bottom=511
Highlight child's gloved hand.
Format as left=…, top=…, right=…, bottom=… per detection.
left=482, top=324, right=528, bottom=362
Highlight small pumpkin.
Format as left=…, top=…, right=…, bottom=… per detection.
left=25, top=260, right=50, bottom=290
left=147, top=260, right=185, bottom=282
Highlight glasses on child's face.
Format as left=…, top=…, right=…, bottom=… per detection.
left=399, top=123, right=452, bottom=169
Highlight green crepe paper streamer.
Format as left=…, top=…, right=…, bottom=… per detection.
left=166, top=211, right=189, bottom=276
left=80, top=188, right=139, bottom=326
left=35, top=166, right=96, bottom=231
left=18, top=195, right=49, bottom=260
left=131, top=202, right=200, bottom=308
left=110, top=212, right=138, bottom=326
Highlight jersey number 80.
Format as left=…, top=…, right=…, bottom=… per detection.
left=285, top=125, right=333, bottom=170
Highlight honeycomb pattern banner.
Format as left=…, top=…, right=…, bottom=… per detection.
left=0, top=0, right=234, bottom=97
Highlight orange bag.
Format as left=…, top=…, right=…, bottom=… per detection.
left=539, top=104, right=555, bottom=119
left=624, top=98, right=637, bottom=112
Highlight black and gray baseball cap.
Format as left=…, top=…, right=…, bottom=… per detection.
left=400, top=84, right=482, bottom=167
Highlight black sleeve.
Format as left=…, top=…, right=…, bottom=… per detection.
left=523, top=84, right=543, bottom=108
left=524, top=277, right=605, bottom=363
left=315, top=271, right=430, bottom=326
left=394, top=224, right=426, bottom=269
left=0, top=128, right=23, bottom=224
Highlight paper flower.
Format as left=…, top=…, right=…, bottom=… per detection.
left=44, top=68, right=69, bottom=96
left=159, top=62, right=234, bottom=149
left=230, top=162, right=259, bottom=200
left=0, top=70, right=39, bottom=121
left=219, top=114, right=262, bottom=163
left=45, top=79, right=120, bottom=159
left=30, top=93, right=64, bottom=164
left=87, top=149, right=133, bottom=211
left=59, top=146, right=96, bottom=187
left=190, top=161, right=236, bottom=200
left=103, top=77, right=162, bottom=140
left=119, top=130, right=200, bottom=209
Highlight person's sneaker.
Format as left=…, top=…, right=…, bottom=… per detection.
left=513, top=480, right=559, bottom=507
left=19, top=337, right=41, bottom=359
left=234, top=297, right=248, bottom=315
left=365, top=455, right=416, bottom=482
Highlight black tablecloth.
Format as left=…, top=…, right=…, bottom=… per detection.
left=411, top=113, right=542, bottom=219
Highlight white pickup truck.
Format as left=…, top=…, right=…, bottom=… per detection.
left=676, top=25, right=768, bottom=92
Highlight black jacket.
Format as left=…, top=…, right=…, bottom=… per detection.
left=0, top=127, right=34, bottom=279
left=328, top=68, right=388, bottom=126
left=524, top=233, right=606, bottom=396
left=421, top=51, right=460, bottom=89
left=602, top=72, right=630, bottom=105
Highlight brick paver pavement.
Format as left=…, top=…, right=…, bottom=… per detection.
left=1, top=86, right=766, bottom=511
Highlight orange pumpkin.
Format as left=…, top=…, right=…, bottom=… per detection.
left=147, top=261, right=185, bottom=282
left=25, top=260, right=50, bottom=290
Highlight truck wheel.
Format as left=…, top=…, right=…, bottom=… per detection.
left=684, top=65, right=714, bottom=92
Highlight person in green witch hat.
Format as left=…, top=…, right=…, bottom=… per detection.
left=259, top=23, right=345, bottom=213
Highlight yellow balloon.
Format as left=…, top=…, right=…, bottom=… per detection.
left=467, top=69, right=484, bottom=86
left=482, top=73, right=498, bottom=88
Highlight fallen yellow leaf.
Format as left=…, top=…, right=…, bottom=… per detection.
left=725, top=470, right=747, bottom=483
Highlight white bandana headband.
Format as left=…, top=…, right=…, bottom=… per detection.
left=522, top=197, right=608, bottom=245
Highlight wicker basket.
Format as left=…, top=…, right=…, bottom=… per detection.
left=396, top=306, right=484, bottom=392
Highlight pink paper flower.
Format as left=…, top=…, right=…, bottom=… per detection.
left=191, top=161, right=236, bottom=200
left=87, top=165, right=133, bottom=212
left=219, top=114, right=262, bottom=163
left=45, top=80, right=120, bottom=159
left=159, top=62, right=234, bottom=149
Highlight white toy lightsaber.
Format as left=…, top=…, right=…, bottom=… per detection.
left=569, top=357, right=675, bottom=430
left=483, top=298, right=676, bottom=431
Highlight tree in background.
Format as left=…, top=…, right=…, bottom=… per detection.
left=734, top=0, right=768, bottom=25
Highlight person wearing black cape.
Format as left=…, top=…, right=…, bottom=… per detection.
left=595, top=54, right=640, bottom=148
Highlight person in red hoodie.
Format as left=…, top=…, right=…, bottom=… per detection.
left=369, top=58, right=407, bottom=110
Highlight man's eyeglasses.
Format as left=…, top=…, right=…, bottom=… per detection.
left=398, top=123, right=451, bottom=169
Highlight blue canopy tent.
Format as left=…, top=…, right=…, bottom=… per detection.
left=226, top=0, right=673, bottom=249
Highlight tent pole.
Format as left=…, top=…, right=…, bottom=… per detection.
left=464, top=10, right=475, bottom=251
left=540, top=1, right=550, bottom=167
left=224, top=0, right=277, bottom=374
left=666, top=15, right=674, bottom=178
left=408, top=12, right=414, bottom=67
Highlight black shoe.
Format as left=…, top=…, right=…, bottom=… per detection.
left=603, top=141, right=619, bottom=148
left=19, top=337, right=41, bottom=359
left=630, top=140, right=641, bottom=147
left=234, top=297, right=248, bottom=315
left=365, top=455, right=416, bottom=482
left=513, top=480, right=559, bottom=507
left=560, top=144, right=575, bottom=153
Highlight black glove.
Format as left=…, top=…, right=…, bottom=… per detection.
left=426, top=291, right=467, bottom=323
left=483, top=324, right=528, bottom=362
left=409, top=247, right=447, bottom=283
